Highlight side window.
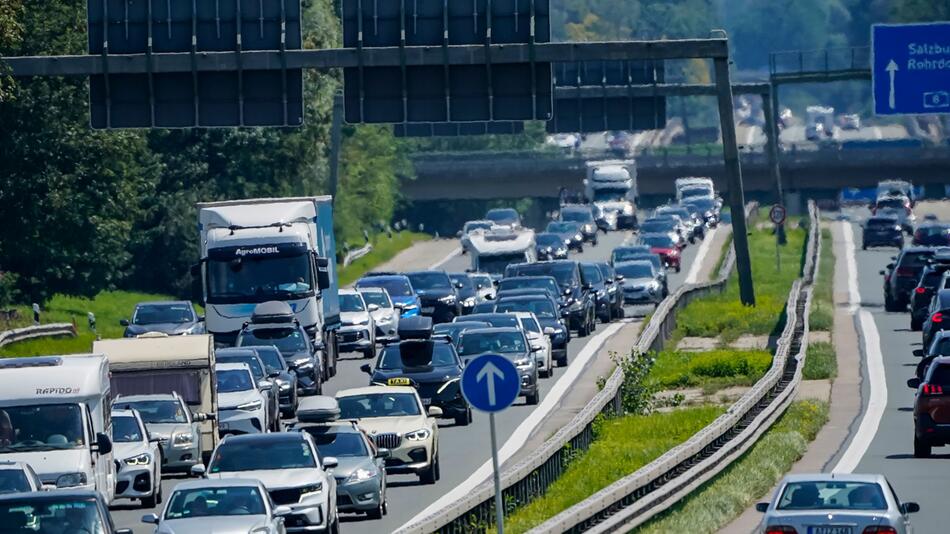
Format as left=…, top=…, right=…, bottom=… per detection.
left=886, top=480, right=902, bottom=508
left=85, top=408, right=96, bottom=445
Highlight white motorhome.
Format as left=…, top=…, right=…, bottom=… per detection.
left=674, top=177, right=716, bottom=203
left=583, top=160, right=638, bottom=230
left=0, top=355, right=116, bottom=501
left=469, top=228, right=536, bottom=278
left=94, top=334, right=219, bottom=463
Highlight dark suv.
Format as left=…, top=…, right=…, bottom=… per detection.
left=406, top=271, right=462, bottom=323
left=922, top=289, right=950, bottom=350
left=911, top=264, right=950, bottom=331
left=881, top=247, right=937, bottom=311
left=862, top=216, right=904, bottom=250
left=909, top=356, right=950, bottom=457
left=505, top=261, right=597, bottom=337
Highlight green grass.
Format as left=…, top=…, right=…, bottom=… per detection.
left=0, top=291, right=173, bottom=357
left=648, top=349, right=773, bottom=392
left=710, top=233, right=734, bottom=281
left=809, top=228, right=835, bottom=331
left=675, top=222, right=806, bottom=342
left=499, top=406, right=725, bottom=534
left=337, top=231, right=430, bottom=287
left=637, top=400, right=829, bottom=534
left=802, top=341, right=837, bottom=381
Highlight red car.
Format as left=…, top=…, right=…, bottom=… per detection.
left=639, top=234, right=682, bottom=272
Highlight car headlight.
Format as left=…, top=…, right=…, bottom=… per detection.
left=514, top=357, right=534, bottom=368
left=345, top=468, right=377, bottom=483
left=463, top=297, right=476, bottom=307
left=564, top=238, right=572, bottom=245
left=293, top=358, right=314, bottom=372
left=56, top=472, right=87, bottom=488
left=279, top=382, right=292, bottom=391
left=299, top=482, right=323, bottom=497
left=405, top=428, right=432, bottom=441
left=583, top=224, right=594, bottom=233
left=438, top=295, right=457, bottom=304
left=124, top=453, right=152, bottom=466
left=237, top=400, right=263, bottom=411
left=574, top=233, right=583, bottom=241
left=173, top=432, right=194, bottom=447
left=622, top=204, right=634, bottom=215
left=895, top=225, right=903, bottom=232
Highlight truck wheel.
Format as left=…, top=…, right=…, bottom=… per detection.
left=914, top=436, right=932, bottom=458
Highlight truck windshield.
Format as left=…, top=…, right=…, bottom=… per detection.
left=478, top=253, right=528, bottom=275
left=0, top=404, right=85, bottom=452
left=206, top=250, right=312, bottom=304
left=592, top=189, right=627, bottom=202
left=681, top=187, right=711, bottom=199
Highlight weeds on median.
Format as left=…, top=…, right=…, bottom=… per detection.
left=809, top=227, right=835, bottom=332
left=648, top=349, right=773, bottom=392
left=802, top=341, right=837, bottom=381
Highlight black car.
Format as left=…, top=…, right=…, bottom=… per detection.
left=559, top=205, right=599, bottom=245
left=361, top=317, right=472, bottom=426
left=491, top=295, right=569, bottom=366
left=457, top=327, right=540, bottom=405
left=243, top=345, right=299, bottom=417
left=406, top=271, right=462, bottom=323
left=913, top=222, right=950, bottom=247
left=682, top=197, right=720, bottom=227
left=433, top=321, right=491, bottom=348
left=862, top=216, right=904, bottom=250
left=922, top=289, right=950, bottom=350
left=546, top=221, right=585, bottom=252
left=581, top=262, right=614, bottom=323
left=497, top=276, right=564, bottom=307
left=505, top=261, right=597, bottom=337
left=911, top=264, right=950, bottom=331
left=915, top=331, right=950, bottom=380
left=881, top=247, right=937, bottom=311
left=536, top=232, right=569, bottom=260
left=447, top=273, right=479, bottom=314
left=121, top=300, right=204, bottom=337
left=236, top=302, right=324, bottom=395
left=485, top=208, right=522, bottom=229
left=215, top=348, right=281, bottom=431
left=595, top=262, right=625, bottom=319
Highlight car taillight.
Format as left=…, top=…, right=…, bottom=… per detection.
left=923, top=383, right=944, bottom=395
left=896, top=267, right=914, bottom=277
left=765, top=527, right=797, bottom=534
left=863, top=526, right=898, bottom=534
left=933, top=312, right=944, bottom=324
left=915, top=286, right=927, bottom=294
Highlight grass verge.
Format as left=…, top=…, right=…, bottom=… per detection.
left=648, top=349, right=772, bottom=392
left=802, top=341, right=837, bottom=381
left=711, top=232, right=733, bottom=280
left=337, top=231, right=430, bottom=287
left=809, top=227, right=835, bottom=331
left=637, top=400, right=830, bottom=534
left=0, top=291, right=172, bottom=357
left=499, top=406, right=724, bottom=534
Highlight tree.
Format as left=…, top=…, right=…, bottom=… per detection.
left=0, top=0, right=23, bottom=102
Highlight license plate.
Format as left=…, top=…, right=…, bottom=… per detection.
left=422, top=306, right=435, bottom=314
left=421, top=397, right=432, bottom=406
left=387, top=377, right=412, bottom=386
left=810, top=527, right=852, bottom=534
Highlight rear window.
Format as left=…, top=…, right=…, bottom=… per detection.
left=777, top=481, right=886, bottom=511
left=928, top=363, right=950, bottom=386
left=900, top=251, right=934, bottom=268
left=866, top=218, right=897, bottom=228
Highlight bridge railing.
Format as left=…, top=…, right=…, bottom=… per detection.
left=769, top=46, right=871, bottom=76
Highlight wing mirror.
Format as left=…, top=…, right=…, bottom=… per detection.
left=190, top=464, right=207, bottom=477
left=616, top=274, right=625, bottom=281
left=119, top=319, right=130, bottom=327
left=368, top=303, right=380, bottom=312
left=455, top=282, right=464, bottom=289
left=322, top=456, right=339, bottom=470
left=93, top=432, right=112, bottom=455
left=907, top=377, right=922, bottom=389
left=360, top=363, right=373, bottom=375
left=141, top=513, right=160, bottom=524
left=376, top=448, right=392, bottom=459
left=754, top=502, right=769, bottom=513
left=274, top=505, right=294, bottom=517
left=901, top=502, right=920, bottom=514
left=258, top=380, right=275, bottom=390
left=427, top=406, right=443, bottom=417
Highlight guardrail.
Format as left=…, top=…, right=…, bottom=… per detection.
left=0, top=323, right=77, bottom=348
left=342, top=243, right=373, bottom=267
left=396, top=203, right=760, bottom=534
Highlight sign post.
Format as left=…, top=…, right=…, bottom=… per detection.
left=872, top=23, right=950, bottom=116
left=769, top=204, right=787, bottom=273
left=461, top=354, right=522, bottom=534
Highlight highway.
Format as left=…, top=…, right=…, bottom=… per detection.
left=111, top=227, right=716, bottom=532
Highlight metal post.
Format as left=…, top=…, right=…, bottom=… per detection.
left=762, top=84, right=783, bottom=204
left=712, top=54, right=756, bottom=306
left=328, top=91, right=344, bottom=202
left=490, top=412, right=504, bottom=534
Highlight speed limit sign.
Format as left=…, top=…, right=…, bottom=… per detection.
left=769, top=204, right=787, bottom=225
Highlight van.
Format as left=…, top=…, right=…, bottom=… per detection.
left=0, top=355, right=116, bottom=502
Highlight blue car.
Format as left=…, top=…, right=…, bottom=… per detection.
left=356, top=274, right=422, bottom=319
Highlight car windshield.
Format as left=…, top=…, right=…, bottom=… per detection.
left=592, top=189, right=627, bottom=202
left=918, top=225, right=950, bottom=236
left=547, top=222, right=579, bottom=234
left=640, top=220, right=674, bottom=233
left=206, top=248, right=312, bottom=304
left=681, top=187, right=712, bottom=199
left=777, top=481, right=887, bottom=511
left=434, top=322, right=490, bottom=343
left=486, top=209, right=518, bottom=224
left=877, top=197, right=907, bottom=209
left=867, top=218, right=898, bottom=228
left=465, top=222, right=493, bottom=233
left=684, top=198, right=716, bottom=211
left=378, top=342, right=459, bottom=369
left=536, top=234, right=563, bottom=247
left=928, top=363, right=950, bottom=385
left=307, top=430, right=369, bottom=458
left=114, top=400, right=188, bottom=424
left=478, top=253, right=528, bottom=275
left=338, top=393, right=422, bottom=418
left=612, top=248, right=649, bottom=263
left=581, top=264, right=604, bottom=284
left=249, top=348, right=286, bottom=374
left=449, top=274, right=474, bottom=291
left=498, top=277, right=559, bottom=295
left=357, top=277, right=413, bottom=297
left=408, top=272, right=452, bottom=291
left=495, top=299, right=557, bottom=319
left=0, top=469, right=31, bottom=494
left=641, top=235, right=675, bottom=248
left=519, top=317, right=541, bottom=333
left=458, top=331, right=527, bottom=355
left=133, top=303, right=194, bottom=325
left=463, top=314, right=520, bottom=328
left=340, top=293, right=366, bottom=312
left=164, top=486, right=266, bottom=519
left=210, top=439, right=317, bottom=472
left=216, top=369, right=254, bottom=393
left=112, top=416, right=143, bottom=443
left=561, top=209, right=593, bottom=223
left=508, top=263, right=577, bottom=287
left=0, top=404, right=85, bottom=452
left=617, top=262, right=655, bottom=279
left=360, top=291, right=392, bottom=308
left=218, top=355, right=264, bottom=380
left=238, top=327, right=307, bottom=354
left=0, top=497, right=104, bottom=531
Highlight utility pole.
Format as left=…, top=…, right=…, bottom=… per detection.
left=328, top=92, right=344, bottom=203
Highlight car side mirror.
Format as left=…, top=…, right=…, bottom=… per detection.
left=427, top=406, right=443, bottom=417
left=907, top=378, right=922, bottom=389
left=531, top=345, right=542, bottom=353
left=754, top=502, right=769, bottom=513
left=323, top=456, right=339, bottom=469
left=913, top=349, right=924, bottom=357
left=258, top=380, right=274, bottom=390
left=456, top=231, right=463, bottom=238
left=41, top=483, right=57, bottom=491
left=93, top=432, right=112, bottom=455
left=315, top=256, right=331, bottom=290
left=149, top=436, right=162, bottom=443
left=368, top=304, right=380, bottom=312
left=190, top=464, right=207, bottom=477
left=198, top=314, right=205, bottom=322
left=141, top=513, right=160, bottom=524
left=543, top=327, right=556, bottom=335
left=119, top=319, right=130, bottom=327
left=360, top=363, right=373, bottom=375
left=901, top=502, right=920, bottom=514
left=485, top=294, right=494, bottom=300
left=274, top=505, right=293, bottom=517
left=376, top=448, right=392, bottom=459
left=605, top=279, right=613, bottom=285
left=455, top=282, right=464, bottom=289
left=879, top=270, right=886, bottom=276
left=582, top=283, right=593, bottom=291
left=616, top=275, right=624, bottom=281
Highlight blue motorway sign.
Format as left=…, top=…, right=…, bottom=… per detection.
left=460, top=354, right=521, bottom=413
left=872, top=23, right=950, bottom=115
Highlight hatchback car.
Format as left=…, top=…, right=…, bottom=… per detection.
left=406, top=271, right=462, bottom=324
left=862, top=215, right=904, bottom=250
left=916, top=331, right=950, bottom=380
left=215, top=363, right=271, bottom=437
left=881, top=247, right=937, bottom=311
left=755, top=473, right=918, bottom=534
left=492, top=295, right=568, bottom=367
left=921, top=288, right=950, bottom=350
left=546, top=221, right=585, bottom=252
left=910, top=356, right=950, bottom=457
left=616, top=261, right=664, bottom=305
left=339, top=288, right=377, bottom=358
left=535, top=232, right=570, bottom=261
left=121, top=300, right=204, bottom=337
left=216, top=348, right=281, bottom=430
left=143, top=478, right=290, bottom=534
left=912, top=221, right=950, bottom=247
left=639, top=233, right=682, bottom=272
left=112, top=408, right=163, bottom=507
left=910, top=263, right=950, bottom=331
left=457, top=327, right=540, bottom=405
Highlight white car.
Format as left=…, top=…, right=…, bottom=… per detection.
left=459, top=220, right=496, bottom=254
left=143, top=478, right=292, bottom=534
left=515, top=312, right=553, bottom=378
left=215, top=363, right=270, bottom=436
left=0, top=460, right=43, bottom=494
left=358, top=287, right=400, bottom=341
left=336, top=386, right=441, bottom=484
left=112, top=409, right=163, bottom=507
left=197, top=432, right=338, bottom=533
left=339, top=288, right=377, bottom=359
left=470, top=273, right=496, bottom=301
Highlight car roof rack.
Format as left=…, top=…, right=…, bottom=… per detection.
left=250, top=301, right=295, bottom=324
left=398, top=316, right=433, bottom=340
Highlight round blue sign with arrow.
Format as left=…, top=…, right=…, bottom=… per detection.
left=460, top=354, right=521, bottom=413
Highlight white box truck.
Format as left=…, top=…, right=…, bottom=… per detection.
left=194, top=197, right=341, bottom=373
left=469, top=228, right=536, bottom=278
left=0, top=355, right=116, bottom=502
left=674, top=177, right=716, bottom=203
left=583, top=160, right=638, bottom=230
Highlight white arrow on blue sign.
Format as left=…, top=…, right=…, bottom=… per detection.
left=460, top=354, right=521, bottom=413
left=872, top=23, right=950, bottom=115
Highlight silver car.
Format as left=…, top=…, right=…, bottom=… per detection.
left=114, top=393, right=203, bottom=474
left=756, top=473, right=919, bottom=534
left=142, top=478, right=290, bottom=533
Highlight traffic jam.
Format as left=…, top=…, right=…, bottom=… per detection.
left=0, top=161, right=724, bottom=533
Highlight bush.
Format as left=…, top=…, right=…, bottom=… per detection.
left=649, top=349, right=773, bottom=391
left=610, top=350, right=658, bottom=415
left=802, top=341, right=837, bottom=381
left=0, top=272, right=20, bottom=308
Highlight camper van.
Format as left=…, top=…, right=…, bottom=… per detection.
left=0, top=355, right=116, bottom=502
left=94, top=334, right=219, bottom=463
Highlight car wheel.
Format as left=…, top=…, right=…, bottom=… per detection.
left=141, top=491, right=157, bottom=509
left=363, top=345, right=376, bottom=360
left=911, top=317, right=923, bottom=331
left=914, top=435, right=932, bottom=458
left=368, top=491, right=384, bottom=520
left=884, top=293, right=897, bottom=312
left=420, top=454, right=439, bottom=485
left=526, top=389, right=539, bottom=405
left=455, top=410, right=471, bottom=427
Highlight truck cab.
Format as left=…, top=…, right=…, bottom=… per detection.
left=583, top=160, right=638, bottom=230
left=468, top=229, right=537, bottom=279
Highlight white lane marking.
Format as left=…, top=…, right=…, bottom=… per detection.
left=401, top=321, right=627, bottom=528
left=832, top=220, right=887, bottom=474
left=429, top=245, right=463, bottom=269
left=872, top=126, right=883, bottom=140
left=684, top=227, right=719, bottom=284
